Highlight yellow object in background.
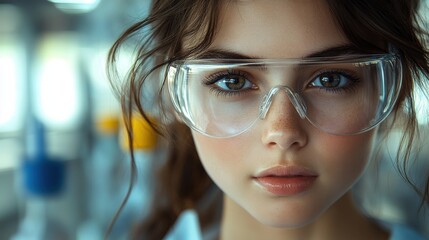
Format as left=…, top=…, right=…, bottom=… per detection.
left=96, top=115, right=119, bottom=135
left=121, top=114, right=158, bottom=151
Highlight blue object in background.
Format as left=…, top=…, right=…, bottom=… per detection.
left=22, top=119, right=65, bottom=197
left=11, top=119, right=69, bottom=240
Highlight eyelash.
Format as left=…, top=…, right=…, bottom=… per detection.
left=202, top=69, right=361, bottom=96
left=202, top=69, right=256, bottom=97
left=307, top=70, right=361, bottom=94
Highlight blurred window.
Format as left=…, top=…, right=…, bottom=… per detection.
left=0, top=5, right=26, bottom=133
left=0, top=5, right=26, bottom=170
left=33, top=32, right=85, bottom=129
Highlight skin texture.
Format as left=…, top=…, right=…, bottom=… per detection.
left=190, top=1, right=389, bottom=239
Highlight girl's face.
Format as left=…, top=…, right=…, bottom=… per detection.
left=191, top=0, right=377, bottom=227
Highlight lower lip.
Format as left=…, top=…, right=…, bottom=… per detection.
left=254, top=176, right=317, bottom=196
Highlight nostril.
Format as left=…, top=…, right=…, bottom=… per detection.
left=262, top=128, right=307, bottom=151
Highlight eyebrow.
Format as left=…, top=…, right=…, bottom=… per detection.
left=197, top=49, right=259, bottom=60
left=305, top=44, right=373, bottom=58
left=197, top=44, right=369, bottom=60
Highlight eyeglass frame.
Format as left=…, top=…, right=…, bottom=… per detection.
left=167, top=51, right=403, bottom=138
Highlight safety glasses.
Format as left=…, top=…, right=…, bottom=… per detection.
left=167, top=53, right=402, bottom=138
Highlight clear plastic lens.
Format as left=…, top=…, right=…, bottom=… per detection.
left=168, top=55, right=402, bottom=138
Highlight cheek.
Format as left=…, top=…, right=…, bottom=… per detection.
left=314, top=132, right=377, bottom=187
left=192, top=132, right=243, bottom=168
left=191, top=132, right=251, bottom=190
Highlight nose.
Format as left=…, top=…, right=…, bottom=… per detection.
left=259, top=86, right=307, bottom=120
left=260, top=87, right=308, bottom=150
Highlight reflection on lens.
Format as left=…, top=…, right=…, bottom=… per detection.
left=168, top=55, right=402, bottom=138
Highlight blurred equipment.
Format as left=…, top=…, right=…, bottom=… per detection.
left=11, top=120, right=69, bottom=240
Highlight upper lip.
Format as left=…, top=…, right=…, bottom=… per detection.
left=254, top=165, right=318, bottom=178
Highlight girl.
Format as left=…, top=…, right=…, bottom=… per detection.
left=108, top=0, right=429, bottom=239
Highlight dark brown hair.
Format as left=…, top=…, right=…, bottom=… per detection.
left=107, top=0, right=429, bottom=239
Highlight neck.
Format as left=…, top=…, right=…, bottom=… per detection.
left=219, top=193, right=389, bottom=240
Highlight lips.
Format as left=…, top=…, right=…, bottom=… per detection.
left=253, top=165, right=318, bottom=196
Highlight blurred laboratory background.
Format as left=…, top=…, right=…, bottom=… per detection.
left=0, top=0, right=428, bottom=240
left=0, top=0, right=158, bottom=239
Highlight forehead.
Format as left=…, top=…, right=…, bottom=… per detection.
left=209, top=0, right=349, bottom=59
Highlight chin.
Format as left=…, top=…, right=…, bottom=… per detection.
left=261, top=217, right=320, bottom=229
left=249, top=205, right=327, bottom=229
